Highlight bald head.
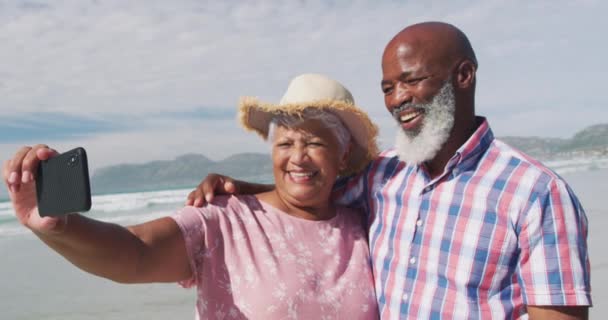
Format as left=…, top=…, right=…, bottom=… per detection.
left=384, top=22, right=477, bottom=71
left=380, top=21, right=478, bottom=109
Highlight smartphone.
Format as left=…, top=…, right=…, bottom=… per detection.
left=36, top=147, right=92, bottom=217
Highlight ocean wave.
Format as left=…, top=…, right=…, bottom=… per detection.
left=0, top=188, right=191, bottom=239
left=92, top=188, right=190, bottom=213
left=546, top=157, right=608, bottom=174
left=0, top=189, right=189, bottom=218
left=0, top=201, right=13, bottom=217
left=0, top=210, right=13, bottom=219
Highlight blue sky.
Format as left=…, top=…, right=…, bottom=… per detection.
left=1, top=0, right=606, bottom=172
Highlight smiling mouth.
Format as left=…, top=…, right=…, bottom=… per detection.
left=399, top=110, right=424, bottom=123
left=288, top=171, right=317, bottom=182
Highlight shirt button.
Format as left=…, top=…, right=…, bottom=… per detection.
left=416, top=219, right=423, bottom=227
left=409, top=257, right=416, bottom=264
left=402, top=294, right=409, bottom=301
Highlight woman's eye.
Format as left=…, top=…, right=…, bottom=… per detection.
left=308, top=142, right=324, bottom=147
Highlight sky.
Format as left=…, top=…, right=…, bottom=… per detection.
left=1, top=0, right=606, bottom=172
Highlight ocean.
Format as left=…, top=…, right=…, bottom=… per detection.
left=0, top=168, right=606, bottom=319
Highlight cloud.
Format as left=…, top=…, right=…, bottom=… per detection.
left=0, top=112, right=122, bottom=143
left=0, top=115, right=265, bottom=171
left=0, top=0, right=392, bottom=115
left=0, top=0, right=606, bottom=169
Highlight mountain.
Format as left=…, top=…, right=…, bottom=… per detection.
left=499, top=123, right=608, bottom=160
left=0, top=123, right=606, bottom=200
left=91, top=153, right=274, bottom=195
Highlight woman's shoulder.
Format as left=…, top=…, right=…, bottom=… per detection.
left=186, top=194, right=260, bottom=219
left=173, top=195, right=261, bottom=231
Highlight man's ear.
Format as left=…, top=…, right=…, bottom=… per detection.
left=455, top=60, right=476, bottom=89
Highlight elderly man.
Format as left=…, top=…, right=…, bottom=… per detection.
left=188, top=22, right=591, bottom=319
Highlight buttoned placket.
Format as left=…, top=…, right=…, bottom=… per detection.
left=400, top=167, right=432, bottom=316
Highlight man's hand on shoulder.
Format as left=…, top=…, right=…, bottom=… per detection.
left=185, top=173, right=275, bottom=207
left=185, top=174, right=238, bottom=207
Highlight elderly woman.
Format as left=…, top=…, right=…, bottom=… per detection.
left=3, top=74, right=380, bottom=319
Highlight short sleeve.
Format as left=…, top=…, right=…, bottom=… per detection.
left=171, top=206, right=207, bottom=288
left=516, top=178, right=592, bottom=306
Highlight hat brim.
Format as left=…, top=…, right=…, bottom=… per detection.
left=238, top=96, right=379, bottom=176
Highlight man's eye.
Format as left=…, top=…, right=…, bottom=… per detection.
left=406, top=76, right=428, bottom=85
left=382, top=87, right=393, bottom=94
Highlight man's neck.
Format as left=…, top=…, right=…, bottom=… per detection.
left=424, top=117, right=479, bottom=179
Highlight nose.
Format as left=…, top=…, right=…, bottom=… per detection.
left=386, top=83, right=413, bottom=113
left=290, top=145, right=309, bottom=164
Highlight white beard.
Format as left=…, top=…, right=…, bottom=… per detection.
left=394, top=80, right=456, bottom=165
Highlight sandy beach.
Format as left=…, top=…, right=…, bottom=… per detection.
left=0, top=236, right=195, bottom=320
left=0, top=169, right=605, bottom=319
left=562, top=169, right=607, bottom=319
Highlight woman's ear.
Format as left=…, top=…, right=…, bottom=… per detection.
left=338, top=143, right=353, bottom=171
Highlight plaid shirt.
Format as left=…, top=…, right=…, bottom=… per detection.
left=335, top=117, right=591, bottom=319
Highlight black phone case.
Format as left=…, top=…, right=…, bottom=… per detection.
left=36, top=147, right=92, bottom=217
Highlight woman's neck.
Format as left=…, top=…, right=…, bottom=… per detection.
left=256, top=190, right=336, bottom=221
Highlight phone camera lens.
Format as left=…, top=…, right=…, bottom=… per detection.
left=67, top=154, right=78, bottom=167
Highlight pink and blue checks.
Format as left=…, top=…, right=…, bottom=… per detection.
left=335, top=117, right=591, bottom=319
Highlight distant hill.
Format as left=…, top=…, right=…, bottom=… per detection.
left=91, top=153, right=274, bottom=195
left=0, top=123, right=606, bottom=200
left=499, top=123, right=608, bottom=159
left=90, top=123, right=606, bottom=195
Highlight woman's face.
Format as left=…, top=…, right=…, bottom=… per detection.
left=271, top=119, right=346, bottom=208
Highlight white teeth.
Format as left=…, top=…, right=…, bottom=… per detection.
left=400, top=111, right=422, bottom=122
left=290, top=172, right=314, bottom=177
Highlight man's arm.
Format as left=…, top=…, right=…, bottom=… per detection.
left=517, top=177, right=591, bottom=318
left=185, top=173, right=273, bottom=207
left=527, top=306, right=588, bottom=320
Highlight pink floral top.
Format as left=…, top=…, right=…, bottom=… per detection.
left=172, top=195, right=378, bottom=320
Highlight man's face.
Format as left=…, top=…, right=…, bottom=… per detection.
left=381, top=41, right=457, bottom=164
left=393, top=79, right=456, bottom=164
left=381, top=42, right=450, bottom=136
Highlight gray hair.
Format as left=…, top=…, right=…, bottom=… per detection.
left=267, top=109, right=351, bottom=156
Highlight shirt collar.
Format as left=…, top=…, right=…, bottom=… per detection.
left=448, top=116, right=494, bottom=172
left=394, top=116, right=495, bottom=178
left=406, top=116, right=494, bottom=184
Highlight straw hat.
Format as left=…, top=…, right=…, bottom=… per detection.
left=239, top=73, right=379, bottom=176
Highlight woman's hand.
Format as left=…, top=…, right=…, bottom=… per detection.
left=2, top=145, right=67, bottom=234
